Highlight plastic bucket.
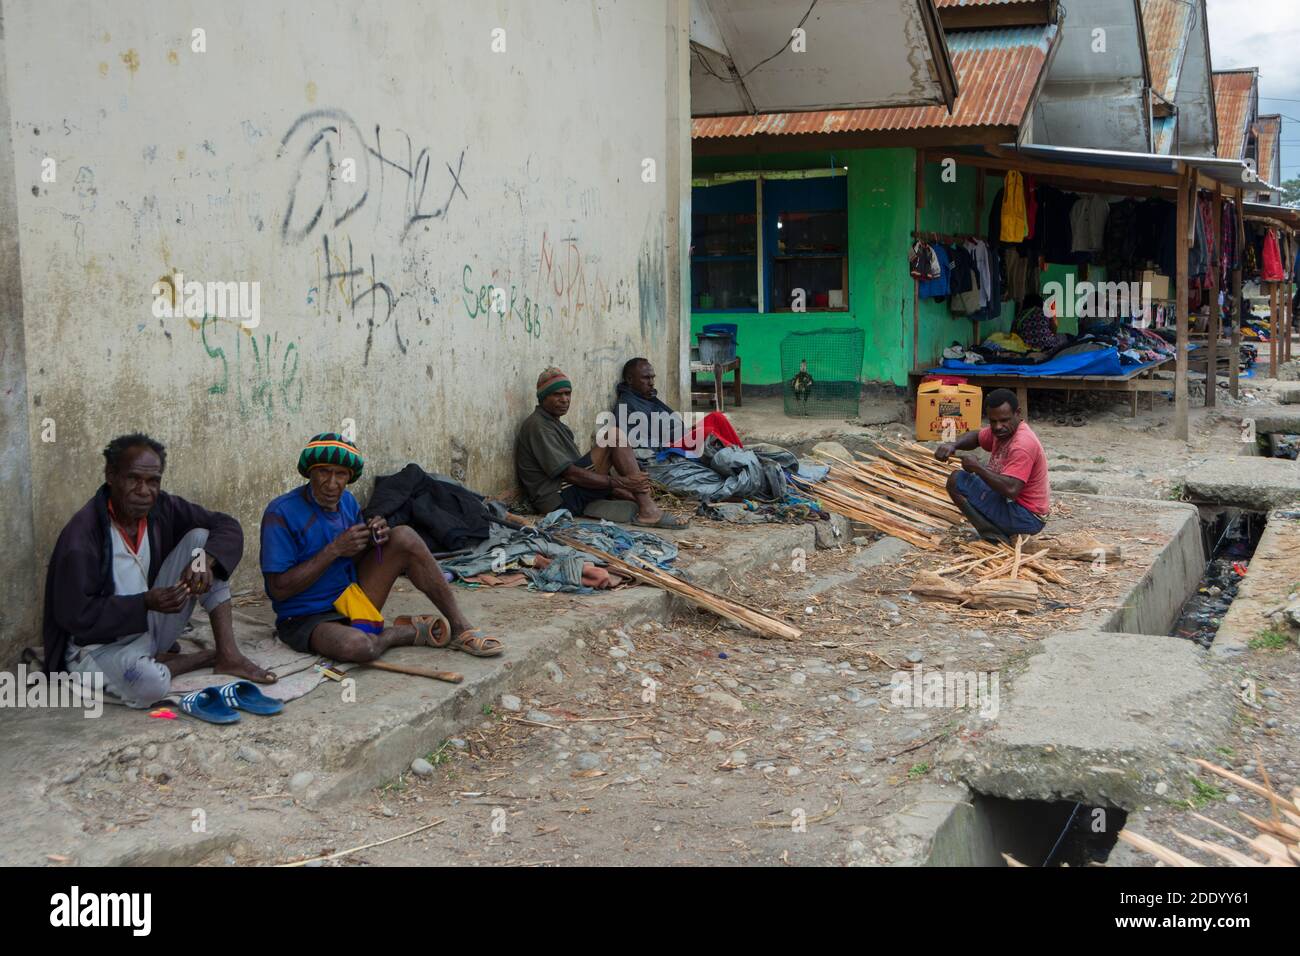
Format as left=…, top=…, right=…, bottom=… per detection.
left=697, top=333, right=736, bottom=364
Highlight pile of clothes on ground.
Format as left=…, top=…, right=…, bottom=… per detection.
left=646, top=433, right=832, bottom=523
left=363, top=464, right=680, bottom=595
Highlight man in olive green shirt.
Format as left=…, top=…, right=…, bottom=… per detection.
left=515, top=367, right=687, bottom=528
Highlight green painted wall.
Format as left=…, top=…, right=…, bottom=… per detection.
left=690, top=152, right=1016, bottom=387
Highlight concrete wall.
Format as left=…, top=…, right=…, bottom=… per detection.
left=0, top=8, right=39, bottom=661
left=0, top=0, right=691, bottom=664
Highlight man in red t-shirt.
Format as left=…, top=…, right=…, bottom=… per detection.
left=935, top=388, right=1050, bottom=543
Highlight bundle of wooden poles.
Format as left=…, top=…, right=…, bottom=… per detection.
left=1118, top=759, right=1300, bottom=867
left=801, top=441, right=964, bottom=549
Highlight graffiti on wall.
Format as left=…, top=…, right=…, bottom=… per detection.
left=278, top=108, right=468, bottom=245
left=200, top=314, right=303, bottom=422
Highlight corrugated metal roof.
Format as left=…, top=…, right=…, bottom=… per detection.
left=1141, top=0, right=1193, bottom=104
left=692, top=25, right=1057, bottom=139
left=1256, top=114, right=1281, bottom=185
left=1213, top=68, right=1257, bottom=160
left=935, top=0, right=1041, bottom=6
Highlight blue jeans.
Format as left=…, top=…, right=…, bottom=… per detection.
left=953, top=471, right=1045, bottom=537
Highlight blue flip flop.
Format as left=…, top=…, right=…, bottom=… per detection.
left=178, top=688, right=241, bottom=725
left=217, top=680, right=283, bottom=716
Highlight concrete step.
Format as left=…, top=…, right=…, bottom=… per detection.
left=1184, top=456, right=1300, bottom=510
left=0, top=522, right=814, bottom=865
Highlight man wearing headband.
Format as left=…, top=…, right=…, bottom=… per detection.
left=260, top=433, right=504, bottom=660
left=515, top=367, right=687, bottom=528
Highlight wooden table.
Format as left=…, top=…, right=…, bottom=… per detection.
left=907, top=357, right=1174, bottom=420
left=690, top=357, right=742, bottom=411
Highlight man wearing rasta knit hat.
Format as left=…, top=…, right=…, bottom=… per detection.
left=516, top=367, right=688, bottom=527
left=259, top=433, right=504, bottom=660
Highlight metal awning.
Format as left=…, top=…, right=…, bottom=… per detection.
left=988, top=142, right=1262, bottom=193
left=690, top=0, right=958, bottom=117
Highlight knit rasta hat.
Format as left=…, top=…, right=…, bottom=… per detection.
left=536, top=366, right=572, bottom=402
left=297, top=433, right=364, bottom=483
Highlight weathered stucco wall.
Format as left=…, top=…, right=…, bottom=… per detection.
left=0, top=9, right=39, bottom=663
left=1, top=0, right=689, bottom=662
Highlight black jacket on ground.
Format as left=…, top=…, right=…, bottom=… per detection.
left=42, top=485, right=244, bottom=674
left=363, top=464, right=491, bottom=553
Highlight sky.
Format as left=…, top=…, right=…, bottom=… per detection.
left=1206, top=0, right=1300, bottom=186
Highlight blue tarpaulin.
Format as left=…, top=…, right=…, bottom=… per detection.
left=928, top=347, right=1167, bottom=378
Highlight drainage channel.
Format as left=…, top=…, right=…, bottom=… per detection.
left=1168, top=508, right=1265, bottom=648
left=967, top=796, right=1128, bottom=867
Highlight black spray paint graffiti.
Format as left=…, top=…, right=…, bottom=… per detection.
left=320, top=234, right=401, bottom=367
left=278, top=109, right=468, bottom=244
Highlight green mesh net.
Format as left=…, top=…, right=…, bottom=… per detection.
left=779, top=327, right=864, bottom=419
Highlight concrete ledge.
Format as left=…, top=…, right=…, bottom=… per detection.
left=1184, top=456, right=1300, bottom=510
left=1215, top=509, right=1300, bottom=658
left=953, top=629, right=1232, bottom=810
left=0, top=522, right=813, bottom=866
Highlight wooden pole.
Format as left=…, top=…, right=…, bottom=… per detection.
left=1230, top=190, right=1243, bottom=398
left=1287, top=230, right=1295, bottom=365
left=1271, top=281, right=1279, bottom=379
left=1207, top=186, right=1221, bottom=407
left=912, top=149, right=924, bottom=375
left=974, top=167, right=985, bottom=347
left=1175, top=169, right=1190, bottom=442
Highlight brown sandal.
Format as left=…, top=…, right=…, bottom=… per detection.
left=447, top=628, right=505, bottom=658
left=394, top=615, right=450, bottom=648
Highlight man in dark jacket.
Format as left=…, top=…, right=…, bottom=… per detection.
left=43, top=433, right=274, bottom=707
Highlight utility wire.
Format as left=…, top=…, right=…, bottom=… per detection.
left=693, top=0, right=820, bottom=84
left=1042, top=802, right=1083, bottom=867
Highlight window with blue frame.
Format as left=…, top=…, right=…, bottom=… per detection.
left=690, top=180, right=759, bottom=312
left=691, top=173, right=848, bottom=314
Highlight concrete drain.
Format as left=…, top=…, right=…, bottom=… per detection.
left=966, top=794, right=1128, bottom=867
left=1169, top=509, right=1264, bottom=647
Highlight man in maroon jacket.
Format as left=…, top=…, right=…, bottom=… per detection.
left=42, top=433, right=274, bottom=707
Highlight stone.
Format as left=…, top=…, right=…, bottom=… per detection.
left=381, top=806, right=396, bottom=818
left=608, top=647, right=628, bottom=659
left=1154, top=781, right=1168, bottom=796
left=730, top=751, right=748, bottom=765
left=810, top=441, right=852, bottom=463
left=143, top=744, right=158, bottom=760
left=613, top=629, right=636, bottom=653
left=1052, top=475, right=1100, bottom=494
left=235, top=745, right=263, bottom=764
left=143, top=762, right=168, bottom=782
left=905, top=650, right=923, bottom=664
left=786, top=766, right=802, bottom=777
left=814, top=513, right=851, bottom=550
left=105, top=769, right=121, bottom=784
left=526, top=710, right=556, bottom=724
left=124, top=767, right=139, bottom=783
left=290, top=771, right=315, bottom=792
left=703, top=691, right=745, bottom=713
left=576, top=752, right=602, bottom=771
left=843, top=688, right=862, bottom=703
left=879, top=599, right=900, bottom=614
left=1265, top=718, right=1280, bottom=729
left=543, top=662, right=565, bottom=684
left=118, top=746, right=141, bottom=763
left=704, top=730, right=726, bottom=745
left=59, top=769, right=82, bottom=785
left=500, top=694, right=522, bottom=712
left=790, top=672, right=807, bottom=685
left=449, top=738, right=468, bottom=750
left=853, top=739, right=875, bottom=754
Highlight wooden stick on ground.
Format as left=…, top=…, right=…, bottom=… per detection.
left=550, top=534, right=802, bottom=640
left=367, top=660, right=464, bottom=684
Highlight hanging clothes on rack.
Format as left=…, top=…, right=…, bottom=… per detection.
left=1262, top=229, right=1284, bottom=282
left=1000, top=171, right=1028, bottom=243
left=918, top=243, right=951, bottom=299
left=1069, top=194, right=1110, bottom=256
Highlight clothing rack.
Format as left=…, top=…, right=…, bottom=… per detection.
left=911, top=230, right=981, bottom=244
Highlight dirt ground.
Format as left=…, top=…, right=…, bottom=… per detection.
left=55, top=375, right=1298, bottom=868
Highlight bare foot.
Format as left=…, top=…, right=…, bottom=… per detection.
left=213, top=653, right=278, bottom=684
left=159, top=649, right=217, bottom=677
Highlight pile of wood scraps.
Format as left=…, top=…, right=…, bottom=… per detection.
left=909, top=570, right=1038, bottom=611
left=1118, top=759, right=1300, bottom=867
left=800, top=441, right=963, bottom=549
